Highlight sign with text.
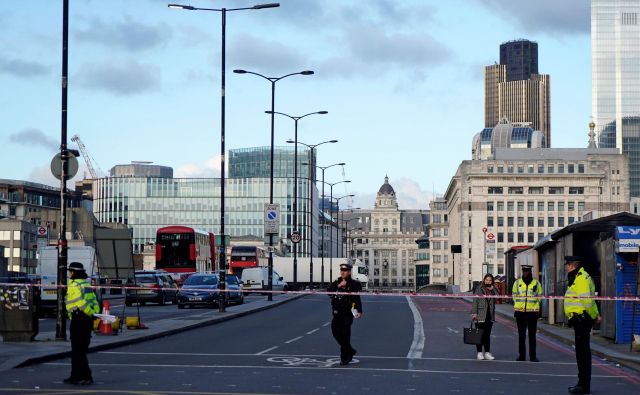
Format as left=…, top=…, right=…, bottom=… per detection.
left=264, top=203, right=280, bottom=235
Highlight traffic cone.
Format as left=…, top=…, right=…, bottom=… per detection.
left=99, top=300, right=114, bottom=335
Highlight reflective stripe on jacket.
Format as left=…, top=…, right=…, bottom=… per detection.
left=512, top=278, right=542, bottom=312
left=65, top=279, right=100, bottom=318
left=563, top=267, right=599, bottom=320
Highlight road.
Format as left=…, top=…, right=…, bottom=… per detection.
left=2, top=295, right=639, bottom=394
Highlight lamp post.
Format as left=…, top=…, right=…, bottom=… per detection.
left=339, top=215, right=361, bottom=258
left=331, top=194, right=354, bottom=281
left=268, top=111, right=327, bottom=290
left=169, top=2, right=279, bottom=312
left=235, top=69, right=314, bottom=300
left=320, top=184, right=351, bottom=286
left=292, top=140, right=338, bottom=288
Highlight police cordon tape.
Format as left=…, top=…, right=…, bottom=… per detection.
left=1, top=282, right=639, bottom=302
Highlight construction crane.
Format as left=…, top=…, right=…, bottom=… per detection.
left=70, top=134, right=103, bottom=179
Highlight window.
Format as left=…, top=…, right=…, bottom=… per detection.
left=569, top=217, right=575, bottom=224
left=558, top=201, right=565, bottom=211
left=507, top=217, right=514, bottom=227
left=568, top=164, right=575, bottom=173
left=507, top=165, right=514, bottom=173
left=517, top=217, right=524, bottom=227
left=497, top=201, right=504, bottom=211
left=528, top=217, right=534, bottom=226
left=498, top=233, right=504, bottom=242
left=488, top=165, right=494, bottom=173
left=517, top=165, right=524, bottom=173
left=568, top=201, right=575, bottom=211
left=518, top=233, right=524, bottom=243
left=558, top=217, right=565, bottom=227
left=507, top=201, right=515, bottom=211
left=549, top=187, right=564, bottom=194
left=558, top=164, right=564, bottom=173
left=433, top=241, right=441, bottom=250
left=578, top=164, right=585, bottom=173
left=569, top=187, right=584, bottom=195
left=537, top=202, right=544, bottom=211
left=548, top=217, right=555, bottom=227
left=517, top=201, right=524, bottom=211
left=487, top=201, right=494, bottom=211
left=497, top=217, right=504, bottom=226
left=547, top=165, right=554, bottom=173
left=487, top=217, right=494, bottom=226
left=528, top=165, right=534, bottom=173
left=528, top=201, right=534, bottom=211
left=507, top=233, right=514, bottom=242
left=488, top=187, right=503, bottom=194
left=578, top=202, right=585, bottom=211
left=508, top=187, right=523, bottom=194
left=548, top=202, right=554, bottom=211
left=433, top=255, right=442, bottom=263
left=432, top=229, right=441, bottom=237
left=538, top=217, right=544, bottom=227
left=538, top=164, right=544, bottom=173
left=528, top=232, right=534, bottom=243
left=528, top=187, right=544, bottom=194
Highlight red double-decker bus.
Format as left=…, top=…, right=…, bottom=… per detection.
left=229, top=245, right=266, bottom=276
left=155, top=226, right=215, bottom=275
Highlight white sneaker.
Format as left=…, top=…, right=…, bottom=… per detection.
left=483, top=352, right=495, bottom=360
left=477, top=352, right=485, bottom=360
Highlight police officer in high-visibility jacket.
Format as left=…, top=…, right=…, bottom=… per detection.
left=564, top=256, right=601, bottom=395
left=64, top=262, right=99, bottom=386
left=512, top=264, right=542, bottom=362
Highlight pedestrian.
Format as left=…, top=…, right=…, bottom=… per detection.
left=512, top=264, right=542, bottom=362
left=471, top=273, right=499, bottom=360
left=64, top=262, right=100, bottom=386
left=564, top=256, right=601, bottom=395
left=327, top=262, right=362, bottom=365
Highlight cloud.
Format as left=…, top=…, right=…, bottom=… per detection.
left=26, top=163, right=88, bottom=188
left=0, top=58, right=50, bottom=78
left=75, top=59, right=161, bottom=95
left=175, top=155, right=223, bottom=178
left=229, top=33, right=309, bottom=74
left=475, top=0, right=589, bottom=36
left=353, top=178, right=438, bottom=210
left=74, top=16, right=172, bottom=52
left=9, top=128, right=58, bottom=151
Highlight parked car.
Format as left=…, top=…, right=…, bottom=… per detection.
left=240, top=267, right=288, bottom=294
left=125, top=270, right=178, bottom=306
left=177, top=273, right=244, bottom=309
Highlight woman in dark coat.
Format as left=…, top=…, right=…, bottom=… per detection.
left=471, top=273, right=499, bottom=360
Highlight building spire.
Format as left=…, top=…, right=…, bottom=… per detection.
left=587, top=119, right=597, bottom=149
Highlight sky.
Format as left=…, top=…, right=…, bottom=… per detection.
left=1, top=0, right=592, bottom=210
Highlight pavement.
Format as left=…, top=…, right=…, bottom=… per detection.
left=462, top=297, right=640, bottom=372
left=0, top=292, right=303, bottom=372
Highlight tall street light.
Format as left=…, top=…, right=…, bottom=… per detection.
left=268, top=110, right=327, bottom=290
left=168, top=2, right=279, bottom=312
left=340, top=213, right=361, bottom=258
left=320, top=183, right=351, bottom=286
left=235, top=69, right=314, bottom=300
left=332, top=193, right=354, bottom=281
left=292, top=139, right=338, bottom=288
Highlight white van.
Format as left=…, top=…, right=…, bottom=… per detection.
left=240, top=267, right=288, bottom=294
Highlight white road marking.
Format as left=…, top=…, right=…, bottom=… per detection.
left=44, top=362, right=622, bottom=378
left=307, top=328, right=320, bottom=335
left=285, top=336, right=303, bottom=344
left=255, top=346, right=278, bottom=355
left=406, top=296, right=425, bottom=359
left=322, top=321, right=331, bottom=327
left=447, top=327, right=460, bottom=334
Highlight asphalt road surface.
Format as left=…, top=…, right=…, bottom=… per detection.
left=2, top=295, right=639, bottom=394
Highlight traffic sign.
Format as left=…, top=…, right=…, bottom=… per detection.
left=290, top=231, right=301, bottom=244
left=37, top=226, right=48, bottom=238
left=264, top=203, right=280, bottom=235
left=482, top=227, right=488, bottom=233
left=486, top=232, right=495, bottom=240
left=50, top=152, right=79, bottom=180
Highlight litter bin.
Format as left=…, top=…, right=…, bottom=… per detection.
left=0, top=284, right=39, bottom=342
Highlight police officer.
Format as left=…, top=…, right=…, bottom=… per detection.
left=64, top=262, right=100, bottom=386
left=512, top=264, right=542, bottom=362
left=564, top=256, right=601, bottom=395
left=327, top=262, right=362, bottom=365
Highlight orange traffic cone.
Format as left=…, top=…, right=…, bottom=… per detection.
left=99, top=300, right=114, bottom=335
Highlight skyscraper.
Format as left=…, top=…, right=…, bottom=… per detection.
left=485, top=40, right=551, bottom=147
left=592, top=0, right=640, bottom=197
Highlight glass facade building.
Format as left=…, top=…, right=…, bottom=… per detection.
left=229, top=146, right=314, bottom=179
left=593, top=0, right=640, bottom=196
left=500, top=39, right=538, bottom=82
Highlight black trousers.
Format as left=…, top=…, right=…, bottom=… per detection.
left=573, top=317, right=594, bottom=390
left=331, top=312, right=355, bottom=360
left=475, top=321, right=493, bottom=353
left=70, top=312, right=93, bottom=381
left=515, top=312, right=538, bottom=359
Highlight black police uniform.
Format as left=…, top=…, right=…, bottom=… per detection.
left=327, top=275, right=362, bottom=364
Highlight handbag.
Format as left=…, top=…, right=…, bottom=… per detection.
left=463, top=321, right=484, bottom=345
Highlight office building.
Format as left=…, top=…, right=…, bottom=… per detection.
left=485, top=40, right=551, bottom=146
left=445, top=148, right=628, bottom=292
left=592, top=0, right=640, bottom=197
left=472, top=117, right=546, bottom=160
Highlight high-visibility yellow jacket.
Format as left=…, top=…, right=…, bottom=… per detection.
left=564, top=267, right=599, bottom=320
left=512, top=278, right=542, bottom=312
left=65, top=279, right=99, bottom=318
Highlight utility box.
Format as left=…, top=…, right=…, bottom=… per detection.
left=0, top=285, right=39, bottom=342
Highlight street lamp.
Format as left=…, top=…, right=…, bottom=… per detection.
left=319, top=183, right=351, bottom=286
left=268, top=110, right=327, bottom=290
left=339, top=215, right=361, bottom=258
left=235, top=69, right=314, bottom=300
left=291, top=139, right=338, bottom=288
left=169, top=2, right=279, bottom=311
left=330, top=193, right=354, bottom=282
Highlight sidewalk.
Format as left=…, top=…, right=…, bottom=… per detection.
left=465, top=297, right=640, bottom=371
left=0, top=293, right=302, bottom=372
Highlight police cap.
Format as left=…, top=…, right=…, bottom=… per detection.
left=520, top=265, right=533, bottom=271
left=564, top=256, right=582, bottom=265
left=339, top=262, right=353, bottom=271
left=68, top=262, right=86, bottom=272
